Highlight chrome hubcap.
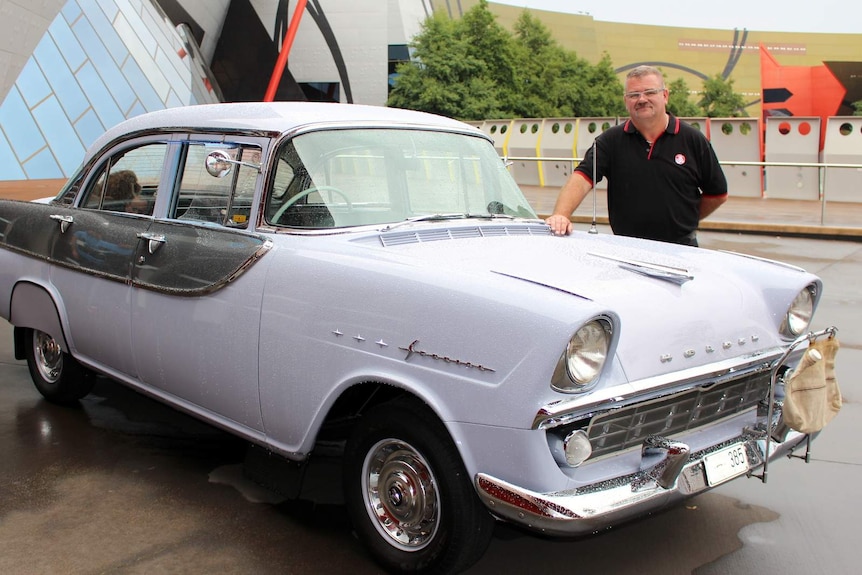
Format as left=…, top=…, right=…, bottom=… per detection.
left=363, top=439, right=439, bottom=551
left=33, top=330, right=63, bottom=383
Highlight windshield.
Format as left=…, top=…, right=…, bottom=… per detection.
left=265, top=128, right=537, bottom=229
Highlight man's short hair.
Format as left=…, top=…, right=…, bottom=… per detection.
left=626, top=65, right=664, bottom=87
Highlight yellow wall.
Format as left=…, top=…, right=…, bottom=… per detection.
left=434, top=0, right=862, bottom=117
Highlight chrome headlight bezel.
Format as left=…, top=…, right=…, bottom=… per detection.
left=551, top=318, right=612, bottom=394
left=780, top=285, right=816, bottom=338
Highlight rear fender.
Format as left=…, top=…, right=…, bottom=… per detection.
left=9, top=281, right=69, bottom=357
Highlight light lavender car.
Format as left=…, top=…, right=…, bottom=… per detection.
left=0, top=102, right=837, bottom=574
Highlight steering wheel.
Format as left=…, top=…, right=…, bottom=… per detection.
left=271, top=185, right=352, bottom=224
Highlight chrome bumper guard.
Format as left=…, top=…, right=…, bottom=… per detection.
left=476, top=327, right=837, bottom=536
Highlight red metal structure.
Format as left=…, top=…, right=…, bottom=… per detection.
left=264, top=0, right=308, bottom=102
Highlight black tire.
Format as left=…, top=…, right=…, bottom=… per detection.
left=343, top=397, right=494, bottom=574
left=24, top=328, right=94, bottom=405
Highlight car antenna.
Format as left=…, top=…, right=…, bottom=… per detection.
left=588, top=138, right=598, bottom=234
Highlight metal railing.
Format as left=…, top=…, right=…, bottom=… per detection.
left=505, top=155, right=862, bottom=234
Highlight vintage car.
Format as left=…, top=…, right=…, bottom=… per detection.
left=0, top=102, right=837, bottom=574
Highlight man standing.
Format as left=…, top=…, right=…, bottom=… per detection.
left=545, top=65, right=728, bottom=246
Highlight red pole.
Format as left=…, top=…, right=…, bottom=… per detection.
left=264, top=0, right=308, bottom=102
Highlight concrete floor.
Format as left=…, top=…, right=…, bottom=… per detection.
left=1, top=229, right=860, bottom=574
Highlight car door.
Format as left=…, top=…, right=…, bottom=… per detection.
left=47, top=140, right=168, bottom=377
left=130, top=140, right=270, bottom=433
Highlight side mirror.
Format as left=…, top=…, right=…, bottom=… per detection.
left=205, top=150, right=261, bottom=178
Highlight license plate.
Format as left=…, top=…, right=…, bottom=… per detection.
left=703, top=443, right=749, bottom=486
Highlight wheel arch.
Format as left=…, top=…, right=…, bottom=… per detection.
left=316, top=380, right=465, bottom=457
left=10, top=281, right=70, bottom=359
left=317, top=381, right=421, bottom=444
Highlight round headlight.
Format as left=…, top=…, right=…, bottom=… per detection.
left=565, top=320, right=610, bottom=386
left=783, top=287, right=814, bottom=337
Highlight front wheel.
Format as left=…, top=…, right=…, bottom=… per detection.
left=343, top=398, right=494, bottom=574
left=25, top=328, right=94, bottom=405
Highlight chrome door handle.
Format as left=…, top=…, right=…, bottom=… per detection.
left=49, top=214, right=74, bottom=233
left=136, top=232, right=166, bottom=254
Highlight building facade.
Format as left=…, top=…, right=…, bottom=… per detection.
left=1, top=0, right=860, bottom=180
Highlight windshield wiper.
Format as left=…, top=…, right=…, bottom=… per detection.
left=381, top=212, right=514, bottom=232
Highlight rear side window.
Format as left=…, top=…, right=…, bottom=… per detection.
left=80, top=143, right=167, bottom=215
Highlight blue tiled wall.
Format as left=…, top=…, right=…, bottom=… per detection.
left=0, top=0, right=220, bottom=181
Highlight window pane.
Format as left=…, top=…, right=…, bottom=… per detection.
left=175, top=143, right=260, bottom=228
left=80, top=142, right=166, bottom=215
left=266, top=129, right=537, bottom=229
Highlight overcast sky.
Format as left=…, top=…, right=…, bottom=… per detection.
left=492, top=0, right=861, bottom=34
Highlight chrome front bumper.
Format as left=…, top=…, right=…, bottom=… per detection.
left=475, top=429, right=810, bottom=537
left=478, top=326, right=838, bottom=537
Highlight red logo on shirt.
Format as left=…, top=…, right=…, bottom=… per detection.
left=675, top=154, right=686, bottom=165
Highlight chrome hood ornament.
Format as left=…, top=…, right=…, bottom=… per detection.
left=588, top=252, right=694, bottom=285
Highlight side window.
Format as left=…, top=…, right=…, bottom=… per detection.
left=173, top=143, right=261, bottom=228
left=80, top=144, right=166, bottom=215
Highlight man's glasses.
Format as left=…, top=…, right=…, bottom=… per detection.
left=624, top=88, right=665, bottom=100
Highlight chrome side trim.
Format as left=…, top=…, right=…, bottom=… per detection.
left=132, top=239, right=273, bottom=297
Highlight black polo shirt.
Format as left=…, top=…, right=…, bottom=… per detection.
left=574, top=115, right=727, bottom=243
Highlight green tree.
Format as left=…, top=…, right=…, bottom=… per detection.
left=666, top=77, right=700, bottom=117
left=579, top=53, right=626, bottom=117
left=389, top=2, right=751, bottom=121
left=853, top=100, right=862, bottom=116
left=697, top=74, right=748, bottom=117
left=388, top=1, right=625, bottom=120
left=509, top=11, right=587, bottom=118
left=460, top=1, right=518, bottom=102
left=387, top=11, right=504, bottom=119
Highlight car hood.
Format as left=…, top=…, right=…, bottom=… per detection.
left=352, top=224, right=813, bottom=380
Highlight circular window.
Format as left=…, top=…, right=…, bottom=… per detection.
left=520, top=124, right=528, bottom=134
left=839, top=122, right=852, bottom=136
left=490, top=125, right=497, bottom=134
left=552, top=122, right=560, bottom=134
left=601, top=121, right=611, bottom=132
left=588, top=122, right=598, bottom=134
left=798, top=122, right=811, bottom=136
left=721, top=122, right=733, bottom=135
left=740, top=122, right=751, bottom=135
left=500, top=125, right=508, bottom=134
left=564, top=123, right=573, bottom=134
left=778, top=122, right=791, bottom=135
left=531, top=123, right=539, bottom=134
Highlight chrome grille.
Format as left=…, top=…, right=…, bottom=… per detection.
left=586, top=370, right=771, bottom=459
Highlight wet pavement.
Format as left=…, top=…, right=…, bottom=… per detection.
left=1, top=229, right=860, bottom=574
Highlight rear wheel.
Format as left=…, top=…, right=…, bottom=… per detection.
left=343, top=397, right=494, bottom=574
left=25, top=328, right=94, bottom=405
